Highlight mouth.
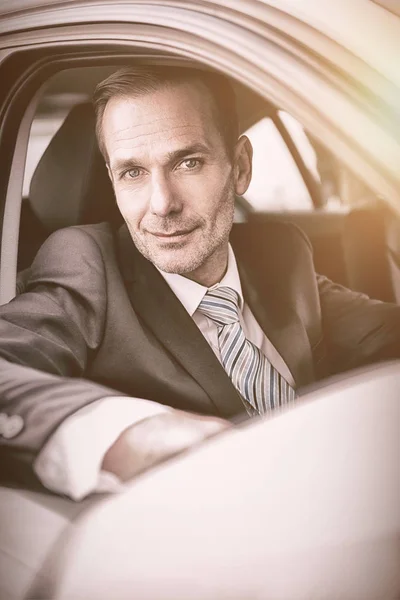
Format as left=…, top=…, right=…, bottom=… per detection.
left=147, top=228, right=196, bottom=241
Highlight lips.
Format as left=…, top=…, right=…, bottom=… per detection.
left=148, top=228, right=195, bottom=238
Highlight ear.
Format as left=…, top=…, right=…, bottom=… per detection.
left=232, top=135, right=253, bottom=196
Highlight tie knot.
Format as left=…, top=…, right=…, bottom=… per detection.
left=198, top=287, right=240, bottom=326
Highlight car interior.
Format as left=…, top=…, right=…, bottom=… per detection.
left=17, top=62, right=400, bottom=305
left=1, top=10, right=399, bottom=596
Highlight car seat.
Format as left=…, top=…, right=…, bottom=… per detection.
left=18, top=103, right=121, bottom=270
left=257, top=205, right=398, bottom=303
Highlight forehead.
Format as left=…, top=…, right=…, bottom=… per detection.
left=102, top=80, right=222, bottom=159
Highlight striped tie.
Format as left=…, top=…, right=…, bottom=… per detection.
left=198, top=287, right=295, bottom=414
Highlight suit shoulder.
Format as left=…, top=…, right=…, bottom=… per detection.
left=231, top=218, right=312, bottom=254
left=27, top=223, right=117, bottom=291
left=34, top=222, right=113, bottom=263
left=43, top=222, right=113, bottom=248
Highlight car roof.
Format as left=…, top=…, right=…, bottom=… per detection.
left=2, top=0, right=399, bottom=84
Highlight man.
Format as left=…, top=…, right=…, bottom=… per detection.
left=0, top=66, right=399, bottom=500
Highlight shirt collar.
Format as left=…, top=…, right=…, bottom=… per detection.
left=158, top=244, right=244, bottom=316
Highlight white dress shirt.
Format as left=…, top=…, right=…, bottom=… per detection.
left=34, top=245, right=294, bottom=500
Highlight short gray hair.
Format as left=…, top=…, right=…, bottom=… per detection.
left=93, top=65, right=239, bottom=159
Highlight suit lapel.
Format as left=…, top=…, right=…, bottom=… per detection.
left=237, top=262, right=314, bottom=388
left=231, top=224, right=315, bottom=389
left=117, top=226, right=245, bottom=419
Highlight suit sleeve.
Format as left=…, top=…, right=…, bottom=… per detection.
left=317, top=275, right=400, bottom=375
left=0, top=226, right=127, bottom=488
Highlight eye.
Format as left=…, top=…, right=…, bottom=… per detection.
left=124, top=167, right=142, bottom=180
left=179, top=158, right=202, bottom=170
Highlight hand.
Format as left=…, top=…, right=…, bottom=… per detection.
left=101, top=409, right=232, bottom=482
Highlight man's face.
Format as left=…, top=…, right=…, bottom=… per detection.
left=103, top=80, right=251, bottom=285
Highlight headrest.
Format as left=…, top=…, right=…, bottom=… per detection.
left=29, top=103, right=122, bottom=232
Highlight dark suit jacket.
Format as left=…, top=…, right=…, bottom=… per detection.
left=1, top=220, right=400, bottom=488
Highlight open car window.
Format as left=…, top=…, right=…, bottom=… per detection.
left=243, top=116, right=314, bottom=212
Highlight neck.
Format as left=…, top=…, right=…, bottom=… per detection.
left=184, top=244, right=229, bottom=287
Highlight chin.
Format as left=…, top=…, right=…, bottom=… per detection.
left=151, top=249, right=205, bottom=275
left=153, top=257, right=200, bottom=275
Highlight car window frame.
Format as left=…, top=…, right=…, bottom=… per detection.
left=274, top=111, right=324, bottom=209
left=244, top=110, right=324, bottom=212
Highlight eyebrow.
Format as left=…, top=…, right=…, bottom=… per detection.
left=111, top=143, right=211, bottom=172
left=165, top=143, right=211, bottom=162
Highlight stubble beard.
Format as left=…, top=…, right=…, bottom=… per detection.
left=128, top=194, right=235, bottom=277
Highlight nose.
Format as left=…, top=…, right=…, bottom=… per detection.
left=149, top=172, right=182, bottom=217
